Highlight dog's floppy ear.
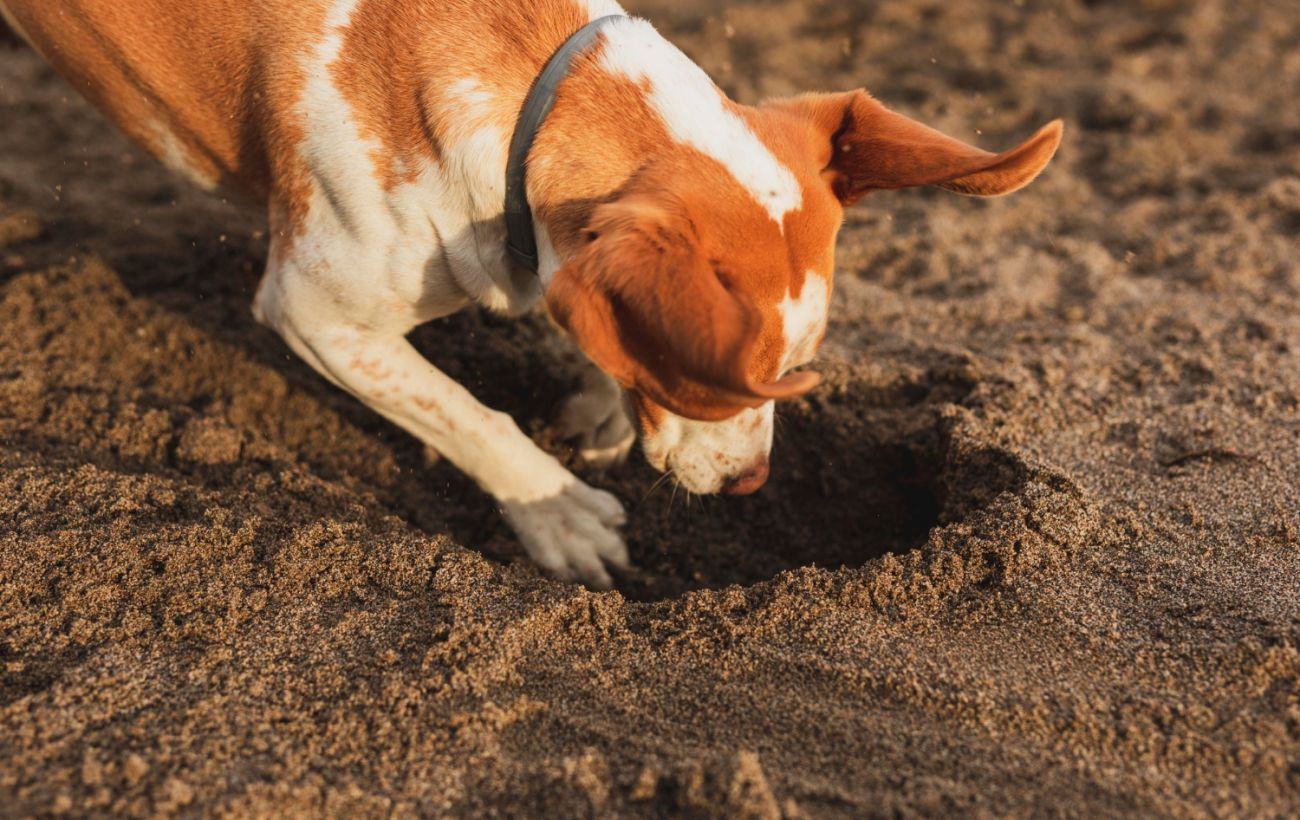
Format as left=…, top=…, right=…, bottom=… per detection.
left=785, top=90, right=1063, bottom=205
left=546, top=197, right=818, bottom=421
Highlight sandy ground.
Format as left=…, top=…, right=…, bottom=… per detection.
left=2, top=0, right=1299, bottom=816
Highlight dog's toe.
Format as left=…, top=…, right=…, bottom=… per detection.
left=574, top=483, right=628, bottom=528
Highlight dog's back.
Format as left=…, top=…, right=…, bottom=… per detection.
left=0, top=0, right=607, bottom=202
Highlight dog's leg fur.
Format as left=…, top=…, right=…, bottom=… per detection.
left=253, top=231, right=629, bottom=589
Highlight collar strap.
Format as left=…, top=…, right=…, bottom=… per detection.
left=505, top=14, right=625, bottom=273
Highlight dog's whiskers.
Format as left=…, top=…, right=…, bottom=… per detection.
left=639, top=470, right=675, bottom=506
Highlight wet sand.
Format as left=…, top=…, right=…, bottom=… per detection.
left=2, top=0, right=1299, bottom=815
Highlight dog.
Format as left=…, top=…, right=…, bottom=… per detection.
left=1, top=0, right=1061, bottom=588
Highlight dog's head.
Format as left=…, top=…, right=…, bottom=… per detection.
left=547, top=90, right=1062, bottom=494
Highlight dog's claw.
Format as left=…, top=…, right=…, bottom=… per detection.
left=502, top=481, right=629, bottom=589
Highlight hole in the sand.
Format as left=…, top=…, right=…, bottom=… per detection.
left=395, top=351, right=1037, bottom=604
left=610, top=426, right=948, bottom=602
left=250, top=305, right=1031, bottom=605
left=593, top=372, right=1024, bottom=603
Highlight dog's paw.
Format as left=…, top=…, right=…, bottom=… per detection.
left=501, top=480, right=629, bottom=590
left=558, top=385, right=635, bottom=468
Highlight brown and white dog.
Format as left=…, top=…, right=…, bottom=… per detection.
left=1, top=0, right=1061, bottom=588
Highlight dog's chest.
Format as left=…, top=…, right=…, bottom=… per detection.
left=286, top=5, right=554, bottom=322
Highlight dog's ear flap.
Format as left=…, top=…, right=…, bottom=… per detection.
left=546, top=198, right=818, bottom=421
left=788, top=90, right=1063, bottom=205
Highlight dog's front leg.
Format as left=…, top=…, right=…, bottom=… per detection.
left=553, top=343, right=636, bottom=468
left=255, top=273, right=629, bottom=589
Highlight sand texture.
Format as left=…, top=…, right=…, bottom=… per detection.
left=2, top=0, right=1299, bottom=816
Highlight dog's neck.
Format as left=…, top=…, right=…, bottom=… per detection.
left=521, top=17, right=752, bottom=285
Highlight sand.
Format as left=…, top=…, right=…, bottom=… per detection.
left=1, top=0, right=1299, bottom=816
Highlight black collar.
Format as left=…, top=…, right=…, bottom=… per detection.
left=504, top=14, right=625, bottom=273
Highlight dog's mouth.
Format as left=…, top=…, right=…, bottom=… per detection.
left=634, top=399, right=775, bottom=496
left=645, top=447, right=760, bottom=496
left=665, top=461, right=719, bottom=495
left=643, top=449, right=693, bottom=493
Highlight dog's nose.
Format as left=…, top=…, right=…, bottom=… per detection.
left=721, top=459, right=770, bottom=496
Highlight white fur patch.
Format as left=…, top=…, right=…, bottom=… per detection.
left=779, top=273, right=830, bottom=370
left=578, top=0, right=627, bottom=19
left=598, top=19, right=802, bottom=227
left=295, top=8, right=534, bottom=321
left=298, top=0, right=389, bottom=242
left=432, top=77, right=535, bottom=312
left=148, top=120, right=218, bottom=191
